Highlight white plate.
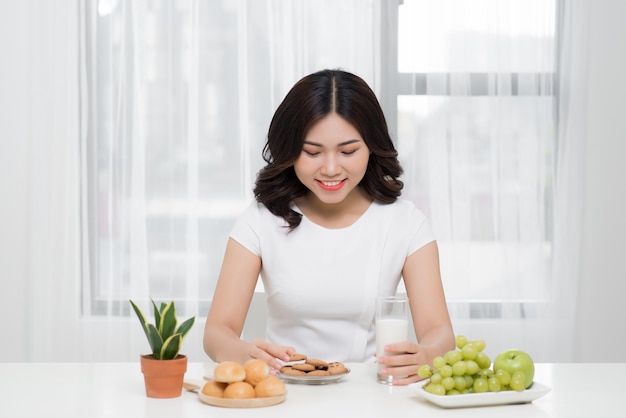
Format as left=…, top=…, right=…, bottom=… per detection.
left=411, top=380, right=551, bottom=408
left=277, top=369, right=350, bottom=385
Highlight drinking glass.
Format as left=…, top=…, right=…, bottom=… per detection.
left=375, top=296, right=409, bottom=384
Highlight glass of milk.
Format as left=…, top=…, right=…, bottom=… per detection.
left=375, top=295, right=409, bottom=384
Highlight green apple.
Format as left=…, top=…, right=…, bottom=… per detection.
left=493, top=349, right=535, bottom=389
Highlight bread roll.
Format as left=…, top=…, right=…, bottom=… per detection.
left=244, top=359, right=270, bottom=387
left=201, top=379, right=227, bottom=398
left=255, top=375, right=286, bottom=398
left=213, top=361, right=246, bottom=383
left=223, top=381, right=255, bottom=399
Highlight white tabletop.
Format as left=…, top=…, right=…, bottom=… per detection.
left=0, top=362, right=622, bottom=417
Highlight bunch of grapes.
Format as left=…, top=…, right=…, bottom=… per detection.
left=418, top=335, right=527, bottom=396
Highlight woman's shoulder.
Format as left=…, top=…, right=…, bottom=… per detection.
left=237, top=200, right=289, bottom=228
left=373, top=198, right=427, bottom=219
left=373, top=199, right=435, bottom=248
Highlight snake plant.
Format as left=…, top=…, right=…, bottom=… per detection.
left=130, top=299, right=195, bottom=360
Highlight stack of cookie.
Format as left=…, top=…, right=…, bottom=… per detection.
left=279, top=354, right=349, bottom=377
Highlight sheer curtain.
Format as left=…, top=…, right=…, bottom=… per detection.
left=69, top=0, right=588, bottom=362
left=550, top=0, right=589, bottom=362
left=78, top=0, right=385, bottom=360
left=9, top=0, right=83, bottom=361
left=395, top=0, right=586, bottom=361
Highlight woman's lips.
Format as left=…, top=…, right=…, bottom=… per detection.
left=317, top=179, right=346, bottom=191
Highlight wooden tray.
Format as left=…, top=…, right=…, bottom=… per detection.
left=198, top=392, right=286, bottom=408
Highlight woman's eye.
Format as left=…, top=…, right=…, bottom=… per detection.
left=303, top=149, right=320, bottom=156
left=342, top=149, right=357, bottom=155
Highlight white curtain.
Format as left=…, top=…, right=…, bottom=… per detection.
left=13, top=0, right=587, bottom=362
left=395, top=0, right=587, bottom=361
left=549, top=0, right=589, bottom=362
left=77, top=0, right=385, bottom=361
left=5, top=0, right=83, bottom=361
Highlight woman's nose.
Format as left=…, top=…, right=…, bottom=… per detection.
left=321, top=154, right=340, bottom=176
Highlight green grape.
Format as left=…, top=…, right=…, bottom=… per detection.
left=470, top=339, right=486, bottom=352
left=495, top=368, right=511, bottom=385
left=476, top=368, right=494, bottom=378
left=465, top=360, right=479, bottom=375
left=451, top=361, right=467, bottom=376
left=430, top=372, right=443, bottom=384
left=441, top=376, right=455, bottom=391
left=453, top=376, right=467, bottom=391
left=510, top=371, right=526, bottom=391
left=461, top=343, right=478, bottom=360
left=432, top=356, right=446, bottom=369
left=444, top=350, right=463, bottom=365
left=439, top=364, right=453, bottom=378
left=475, top=352, right=491, bottom=369
left=417, top=364, right=432, bottom=379
left=488, top=376, right=502, bottom=392
left=425, top=382, right=446, bottom=396
left=455, top=335, right=468, bottom=349
left=424, top=335, right=534, bottom=397
left=473, top=377, right=489, bottom=393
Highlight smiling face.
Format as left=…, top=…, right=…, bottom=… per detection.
left=293, top=113, right=370, bottom=208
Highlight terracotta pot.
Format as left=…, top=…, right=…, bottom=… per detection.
left=140, top=354, right=188, bottom=398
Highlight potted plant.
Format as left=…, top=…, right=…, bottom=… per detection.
left=130, top=298, right=196, bottom=398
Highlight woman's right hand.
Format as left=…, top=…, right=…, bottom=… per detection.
left=247, top=338, right=297, bottom=372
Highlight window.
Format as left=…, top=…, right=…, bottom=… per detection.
left=80, top=0, right=557, bottom=319
left=80, top=0, right=382, bottom=316
left=395, top=0, right=556, bottom=311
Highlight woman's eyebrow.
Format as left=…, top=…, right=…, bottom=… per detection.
left=303, top=139, right=362, bottom=147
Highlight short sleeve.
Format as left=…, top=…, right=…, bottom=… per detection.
left=229, top=202, right=262, bottom=256
left=404, top=202, right=436, bottom=256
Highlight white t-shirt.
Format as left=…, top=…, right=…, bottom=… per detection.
left=229, top=199, right=435, bottom=362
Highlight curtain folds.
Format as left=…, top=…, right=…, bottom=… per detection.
left=549, top=0, right=589, bottom=361
left=17, top=0, right=585, bottom=361
left=395, top=0, right=584, bottom=361
left=75, top=0, right=383, bottom=360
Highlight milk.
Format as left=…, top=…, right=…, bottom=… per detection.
left=376, top=318, right=409, bottom=358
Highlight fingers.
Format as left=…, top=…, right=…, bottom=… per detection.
left=377, top=362, right=422, bottom=386
left=249, top=338, right=296, bottom=371
left=392, top=374, right=422, bottom=386
left=377, top=342, right=423, bottom=386
left=385, top=340, right=419, bottom=355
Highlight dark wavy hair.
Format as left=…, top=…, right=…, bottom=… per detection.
left=254, top=69, right=404, bottom=230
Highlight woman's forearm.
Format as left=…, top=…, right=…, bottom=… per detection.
left=203, top=323, right=252, bottom=364
left=417, top=324, right=455, bottom=364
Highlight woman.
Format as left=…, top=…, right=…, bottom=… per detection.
left=203, top=69, right=454, bottom=385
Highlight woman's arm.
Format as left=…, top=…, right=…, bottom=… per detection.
left=404, top=240, right=455, bottom=360
left=377, top=240, right=455, bottom=384
left=203, top=238, right=295, bottom=370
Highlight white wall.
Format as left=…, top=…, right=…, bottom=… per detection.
left=574, top=0, right=626, bottom=361
left=1, top=0, right=625, bottom=363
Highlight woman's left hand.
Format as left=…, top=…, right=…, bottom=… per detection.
left=376, top=341, right=430, bottom=386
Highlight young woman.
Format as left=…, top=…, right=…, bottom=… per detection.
left=203, top=69, right=454, bottom=385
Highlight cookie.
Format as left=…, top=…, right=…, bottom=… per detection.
left=307, top=369, right=330, bottom=376
left=292, top=363, right=316, bottom=372
left=327, top=362, right=348, bottom=375
left=280, top=366, right=307, bottom=376
left=305, top=358, right=329, bottom=369
left=288, top=353, right=307, bottom=362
